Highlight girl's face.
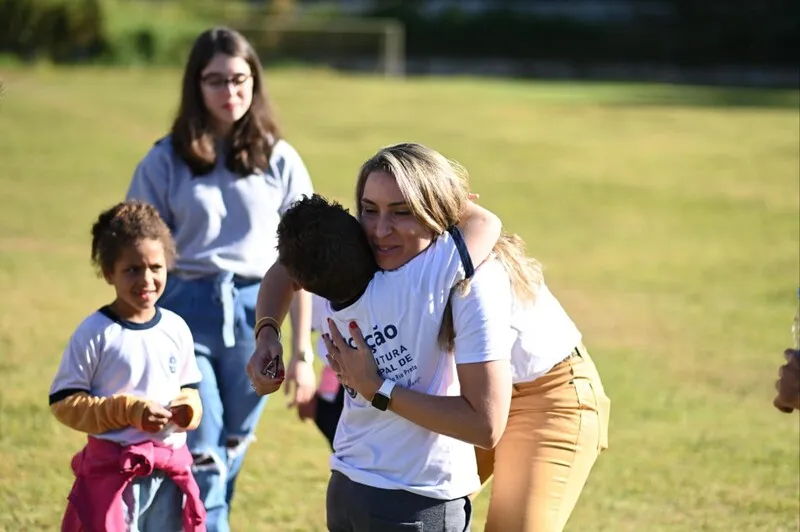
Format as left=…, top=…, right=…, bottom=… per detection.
left=359, top=171, right=434, bottom=271
left=104, top=238, right=168, bottom=323
left=200, top=53, right=254, bottom=135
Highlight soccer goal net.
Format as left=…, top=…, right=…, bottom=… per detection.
left=237, top=17, right=405, bottom=78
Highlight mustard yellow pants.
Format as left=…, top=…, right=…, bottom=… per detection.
left=475, top=346, right=610, bottom=532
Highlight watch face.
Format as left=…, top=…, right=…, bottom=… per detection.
left=372, top=392, right=390, bottom=411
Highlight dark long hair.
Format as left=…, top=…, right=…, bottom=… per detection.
left=171, top=27, right=281, bottom=176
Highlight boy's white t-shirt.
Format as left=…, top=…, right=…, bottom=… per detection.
left=322, top=233, right=511, bottom=500
left=49, top=307, right=202, bottom=448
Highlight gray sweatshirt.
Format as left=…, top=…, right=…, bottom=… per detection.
left=127, top=136, right=314, bottom=279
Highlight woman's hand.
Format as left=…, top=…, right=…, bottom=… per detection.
left=322, top=319, right=383, bottom=401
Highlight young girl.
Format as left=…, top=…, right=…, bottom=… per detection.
left=50, top=200, right=206, bottom=532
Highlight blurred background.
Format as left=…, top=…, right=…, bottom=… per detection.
left=0, top=1, right=798, bottom=531
left=1, top=0, right=799, bottom=85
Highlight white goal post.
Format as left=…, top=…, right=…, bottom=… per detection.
left=237, top=17, right=405, bottom=78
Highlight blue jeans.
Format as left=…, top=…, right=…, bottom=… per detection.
left=121, top=472, right=183, bottom=532
left=159, top=273, right=267, bottom=532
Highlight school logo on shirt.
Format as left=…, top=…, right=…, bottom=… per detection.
left=168, top=355, right=178, bottom=374
left=346, top=323, right=399, bottom=351
left=343, top=322, right=420, bottom=395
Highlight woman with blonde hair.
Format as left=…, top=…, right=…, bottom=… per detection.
left=347, top=142, right=611, bottom=531
left=249, top=142, right=513, bottom=530
left=350, top=141, right=611, bottom=531
left=251, top=141, right=610, bottom=531
left=442, top=231, right=610, bottom=532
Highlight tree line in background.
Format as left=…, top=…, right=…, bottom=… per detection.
left=369, top=0, right=799, bottom=67
left=1, top=0, right=797, bottom=69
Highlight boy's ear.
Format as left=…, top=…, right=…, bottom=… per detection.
left=101, top=268, right=114, bottom=285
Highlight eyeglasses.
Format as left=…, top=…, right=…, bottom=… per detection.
left=201, top=73, right=253, bottom=91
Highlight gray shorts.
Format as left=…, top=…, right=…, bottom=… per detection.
left=326, top=470, right=472, bottom=532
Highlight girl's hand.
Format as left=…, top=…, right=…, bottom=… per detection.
left=141, top=402, right=172, bottom=433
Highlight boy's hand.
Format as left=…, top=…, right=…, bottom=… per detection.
left=169, top=404, right=192, bottom=428
left=247, top=329, right=286, bottom=396
left=141, top=402, right=172, bottom=433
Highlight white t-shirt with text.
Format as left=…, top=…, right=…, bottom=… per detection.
left=322, top=232, right=510, bottom=500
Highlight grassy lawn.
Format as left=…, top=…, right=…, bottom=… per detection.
left=0, top=66, right=797, bottom=531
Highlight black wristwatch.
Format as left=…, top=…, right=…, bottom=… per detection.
left=371, top=379, right=396, bottom=411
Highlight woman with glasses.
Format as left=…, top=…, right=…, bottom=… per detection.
left=126, top=27, right=317, bottom=532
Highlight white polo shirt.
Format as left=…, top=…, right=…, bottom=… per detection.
left=49, top=307, right=202, bottom=447
left=322, top=233, right=511, bottom=500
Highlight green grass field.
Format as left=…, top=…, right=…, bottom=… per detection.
left=0, top=66, right=798, bottom=531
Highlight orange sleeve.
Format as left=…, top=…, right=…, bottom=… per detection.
left=50, top=392, right=148, bottom=434
left=170, top=387, right=203, bottom=431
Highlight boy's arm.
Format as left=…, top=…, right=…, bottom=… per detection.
left=247, top=262, right=301, bottom=396
left=289, top=289, right=314, bottom=364
left=50, top=391, right=149, bottom=434
left=256, top=262, right=300, bottom=331
left=455, top=201, right=502, bottom=268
